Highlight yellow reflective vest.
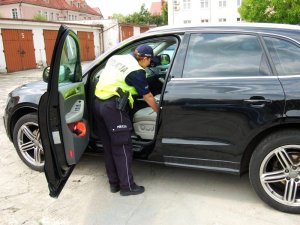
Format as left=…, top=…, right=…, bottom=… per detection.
left=95, top=54, right=144, bottom=108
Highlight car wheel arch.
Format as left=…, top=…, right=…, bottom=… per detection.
left=240, top=124, right=300, bottom=174
left=9, top=106, right=38, bottom=140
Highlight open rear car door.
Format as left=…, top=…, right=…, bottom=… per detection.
left=38, top=25, right=90, bottom=198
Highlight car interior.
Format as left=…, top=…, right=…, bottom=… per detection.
left=87, top=37, right=178, bottom=149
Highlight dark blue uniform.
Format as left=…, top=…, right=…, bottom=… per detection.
left=94, top=69, right=149, bottom=191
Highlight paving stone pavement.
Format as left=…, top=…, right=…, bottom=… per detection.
left=0, top=65, right=299, bottom=225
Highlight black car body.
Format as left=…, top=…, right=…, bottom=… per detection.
left=4, top=23, right=300, bottom=214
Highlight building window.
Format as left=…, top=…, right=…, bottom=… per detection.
left=218, top=18, right=226, bottom=22
left=56, top=13, right=60, bottom=20
left=200, top=0, right=208, bottom=8
left=184, top=20, right=191, bottom=24
left=183, top=0, right=191, bottom=10
left=12, top=8, right=18, bottom=19
left=201, top=19, right=209, bottom=23
left=50, top=12, right=54, bottom=20
left=69, top=15, right=72, bottom=20
left=219, top=0, right=226, bottom=7
left=237, top=17, right=241, bottom=22
left=237, top=0, right=241, bottom=6
left=77, top=2, right=80, bottom=7
left=43, top=12, right=48, bottom=20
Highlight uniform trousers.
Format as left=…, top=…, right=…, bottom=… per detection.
left=94, top=96, right=135, bottom=191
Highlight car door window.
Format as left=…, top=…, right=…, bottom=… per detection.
left=263, top=36, right=300, bottom=75
left=93, top=38, right=178, bottom=81
left=58, top=35, right=82, bottom=84
left=183, top=33, right=270, bottom=77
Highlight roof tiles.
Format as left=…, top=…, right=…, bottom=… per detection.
left=0, top=0, right=101, bottom=16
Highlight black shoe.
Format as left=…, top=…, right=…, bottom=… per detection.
left=120, top=185, right=145, bottom=196
left=110, top=185, right=120, bottom=193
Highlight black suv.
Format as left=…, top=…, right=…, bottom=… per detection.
left=4, top=24, right=300, bottom=214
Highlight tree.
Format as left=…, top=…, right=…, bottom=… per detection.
left=111, top=13, right=126, bottom=23
left=112, top=4, right=167, bottom=26
left=239, top=0, right=300, bottom=24
left=32, top=13, right=47, bottom=21
left=162, top=3, right=168, bottom=25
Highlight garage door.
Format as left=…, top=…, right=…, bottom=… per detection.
left=2, top=29, right=36, bottom=72
left=43, top=30, right=58, bottom=65
left=121, top=25, right=133, bottom=41
left=77, top=31, right=95, bottom=61
left=140, top=27, right=149, bottom=33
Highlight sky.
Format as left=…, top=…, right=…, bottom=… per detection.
left=85, top=0, right=155, bottom=18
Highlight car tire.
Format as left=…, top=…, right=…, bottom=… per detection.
left=13, top=113, right=44, bottom=172
left=249, top=129, right=300, bottom=214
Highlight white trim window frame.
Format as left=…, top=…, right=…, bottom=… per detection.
left=200, top=0, right=208, bottom=8
left=11, top=8, right=18, bottom=19
left=219, top=0, right=227, bottom=8
left=43, top=11, right=48, bottom=20
left=183, top=0, right=191, bottom=10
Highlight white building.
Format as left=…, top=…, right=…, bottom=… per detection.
left=168, top=0, right=243, bottom=25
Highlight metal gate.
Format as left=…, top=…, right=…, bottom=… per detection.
left=2, top=29, right=36, bottom=72
left=43, top=30, right=58, bottom=65
left=120, top=25, right=133, bottom=41
left=77, top=31, right=95, bottom=61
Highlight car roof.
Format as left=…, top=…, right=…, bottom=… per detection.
left=148, top=22, right=300, bottom=33
left=144, top=22, right=300, bottom=42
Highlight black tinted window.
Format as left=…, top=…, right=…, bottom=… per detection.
left=183, top=33, right=270, bottom=77
left=264, top=37, right=300, bottom=75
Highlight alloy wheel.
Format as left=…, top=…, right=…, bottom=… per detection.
left=17, top=121, right=44, bottom=167
left=260, top=145, right=300, bottom=207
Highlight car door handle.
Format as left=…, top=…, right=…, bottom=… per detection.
left=244, top=99, right=272, bottom=103
left=244, top=97, right=272, bottom=108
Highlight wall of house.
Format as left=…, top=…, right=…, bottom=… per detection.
left=21, top=4, right=62, bottom=21
left=0, top=3, right=100, bottom=21
left=0, top=4, right=19, bottom=19
left=97, top=19, right=120, bottom=51
left=133, top=26, right=140, bottom=36
left=0, top=30, right=5, bottom=72
left=168, top=0, right=243, bottom=25
left=0, top=19, right=103, bottom=73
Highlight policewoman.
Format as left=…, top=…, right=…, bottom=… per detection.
left=94, top=44, right=159, bottom=196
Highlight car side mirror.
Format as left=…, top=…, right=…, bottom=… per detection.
left=43, top=66, right=50, bottom=83
left=159, top=54, right=170, bottom=65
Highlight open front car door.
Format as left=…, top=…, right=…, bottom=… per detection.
left=38, top=25, right=90, bottom=198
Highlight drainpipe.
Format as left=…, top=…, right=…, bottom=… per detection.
left=118, top=22, right=121, bottom=42
left=19, top=1, right=23, bottom=19
left=97, top=25, right=104, bottom=54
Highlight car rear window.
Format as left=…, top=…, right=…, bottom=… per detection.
left=263, top=36, right=300, bottom=76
